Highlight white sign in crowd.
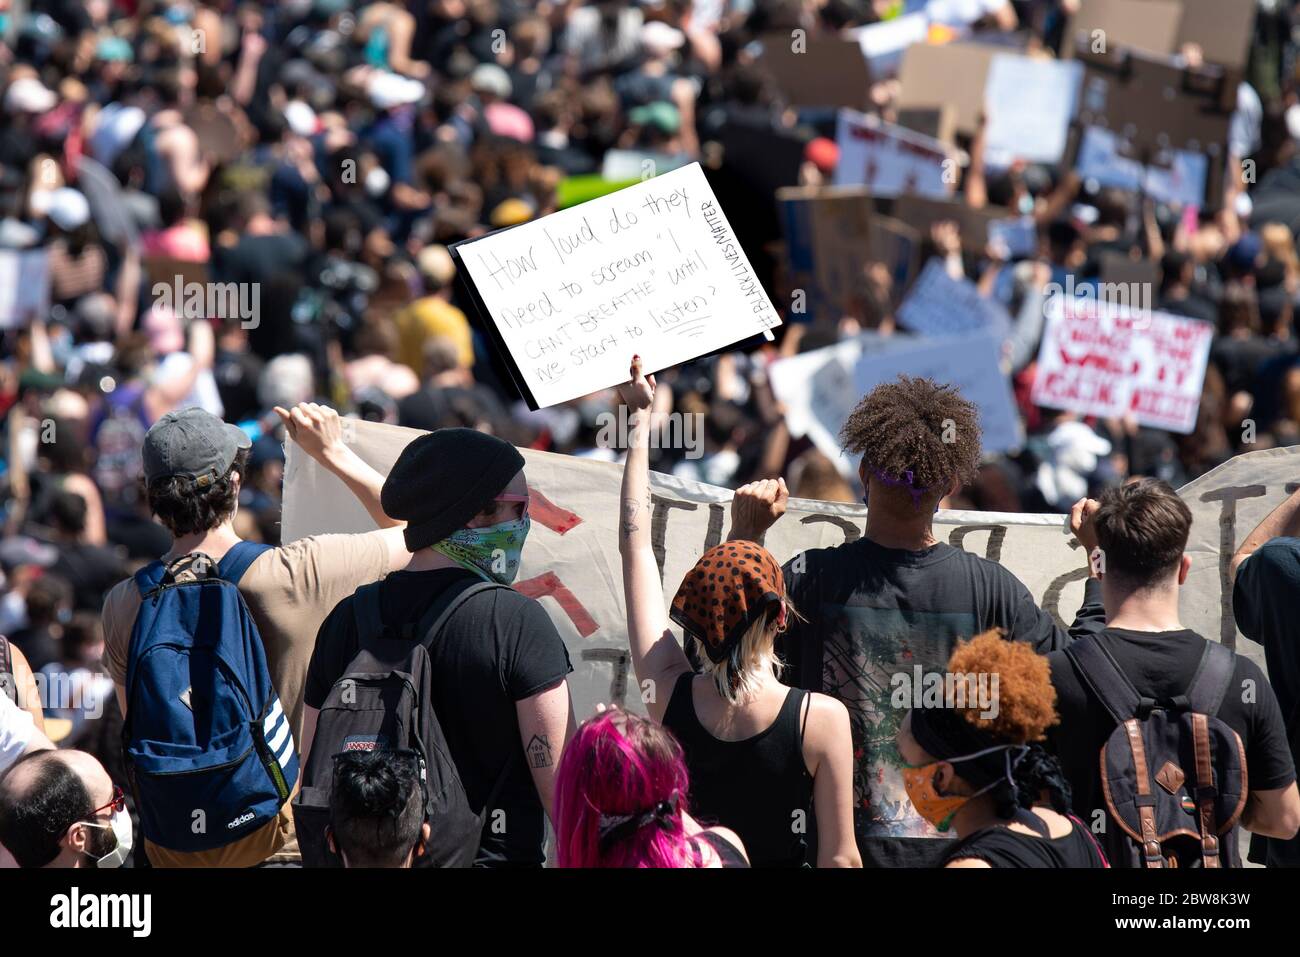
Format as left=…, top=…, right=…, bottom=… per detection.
left=833, top=109, right=956, bottom=198
left=1032, top=296, right=1214, bottom=434
left=454, top=163, right=781, bottom=409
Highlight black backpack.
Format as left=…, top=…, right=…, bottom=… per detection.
left=1064, top=635, right=1247, bottom=869
left=292, top=577, right=510, bottom=868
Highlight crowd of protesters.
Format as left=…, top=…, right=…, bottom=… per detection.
left=3, top=0, right=1300, bottom=869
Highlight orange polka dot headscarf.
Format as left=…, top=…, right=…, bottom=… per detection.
left=670, top=541, right=785, bottom=663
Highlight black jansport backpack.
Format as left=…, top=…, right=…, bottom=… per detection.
left=1064, top=635, right=1247, bottom=868
left=293, top=577, right=510, bottom=867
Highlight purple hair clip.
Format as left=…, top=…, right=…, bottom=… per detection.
left=871, top=467, right=930, bottom=510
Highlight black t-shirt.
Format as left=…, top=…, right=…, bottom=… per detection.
left=1048, top=628, right=1296, bottom=866
left=781, top=536, right=1105, bottom=868
left=304, top=568, right=573, bottom=866
left=1234, top=541, right=1300, bottom=867
left=943, top=815, right=1108, bottom=868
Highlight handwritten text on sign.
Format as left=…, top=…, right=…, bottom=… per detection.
left=457, top=163, right=781, bottom=408
left=1032, top=297, right=1213, bottom=434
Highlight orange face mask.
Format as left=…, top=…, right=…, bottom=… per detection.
left=901, top=745, right=1023, bottom=832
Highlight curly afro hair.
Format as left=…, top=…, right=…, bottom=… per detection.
left=948, top=630, right=1058, bottom=744
left=839, top=375, right=981, bottom=494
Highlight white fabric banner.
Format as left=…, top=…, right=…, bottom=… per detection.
left=283, top=421, right=1289, bottom=719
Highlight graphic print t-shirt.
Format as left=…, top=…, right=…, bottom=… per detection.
left=781, top=536, right=1104, bottom=868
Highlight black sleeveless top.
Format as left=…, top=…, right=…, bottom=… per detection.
left=943, top=813, right=1109, bottom=868
left=663, top=672, right=814, bottom=867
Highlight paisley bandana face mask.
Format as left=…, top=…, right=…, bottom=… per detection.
left=432, top=495, right=531, bottom=584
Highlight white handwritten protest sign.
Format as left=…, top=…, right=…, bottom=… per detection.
left=1032, top=297, right=1213, bottom=433
left=833, top=109, right=955, bottom=198
left=1075, top=125, right=1209, bottom=208
left=0, top=248, right=51, bottom=328
left=896, top=258, right=1012, bottom=339
left=453, top=163, right=781, bottom=409
left=983, top=54, right=1082, bottom=166
left=283, top=420, right=1286, bottom=724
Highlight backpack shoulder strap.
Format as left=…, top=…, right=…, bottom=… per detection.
left=217, top=542, right=274, bottom=585
left=1183, top=641, right=1235, bottom=717
left=1063, top=635, right=1146, bottom=723
left=350, top=582, right=388, bottom=648
left=133, top=560, right=169, bottom=598
left=407, top=578, right=510, bottom=651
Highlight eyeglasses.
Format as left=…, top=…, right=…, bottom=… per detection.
left=89, top=785, right=126, bottom=818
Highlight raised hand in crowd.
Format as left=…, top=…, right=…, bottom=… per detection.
left=727, top=477, right=789, bottom=545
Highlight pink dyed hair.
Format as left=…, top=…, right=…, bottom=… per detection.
left=555, top=708, right=700, bottom=868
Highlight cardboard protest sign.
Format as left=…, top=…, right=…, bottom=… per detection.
left=1074, top=49, right=1233, bottom=207
left=757, top=33, right=872, bottom=109
left=0, top=249, right=51, bottom=328
left=1075, top=125, right=1209, bottom=208
left=452, top=163, right=781, bottom=409
left=1063, top=0, right=1182, bottom=61
left=833, top=109, right=955, bottom=198
left=283, top=418, right=1287, bottom=728
left=983, top=54, right=1083, bottom=165
left=897, top=41, right=1003, bottom=137
left=896, top=105, right=958, bottom=145
left=889, top=194, right=1013, bottom=254
left=896, top=258, right=1012, bottom=339
left=776, top=188, right=920, bottom=322
left=1175, top=0, right=1256, bottom=72
left=1031, top=296, right=1213, bottom=434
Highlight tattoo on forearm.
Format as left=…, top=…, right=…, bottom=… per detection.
left=526, top=734, right=553, bottom=768
left=621, top=499, right=640, bottom=537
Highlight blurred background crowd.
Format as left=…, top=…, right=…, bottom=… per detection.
left=2, top=0, right=1300, bottom=741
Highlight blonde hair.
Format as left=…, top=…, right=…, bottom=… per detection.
left=702, top=599, right=800, bottom=704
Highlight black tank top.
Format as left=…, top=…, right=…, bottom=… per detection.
left=943, top=813, right=1109, bottom=868
left=663, top=672, right=814, bottom=867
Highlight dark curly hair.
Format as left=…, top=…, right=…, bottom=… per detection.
left=839, top=375, right=981, bottom=501
left=145, top=448, right=249, bottom=537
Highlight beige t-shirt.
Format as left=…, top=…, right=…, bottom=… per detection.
left=102, top=531, right=391, bottom=866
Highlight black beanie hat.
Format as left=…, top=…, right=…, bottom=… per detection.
left=381, top=429, right=525, bottom=552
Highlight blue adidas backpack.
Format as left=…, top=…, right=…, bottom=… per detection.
left=123, top=542, right=299, bottom=853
